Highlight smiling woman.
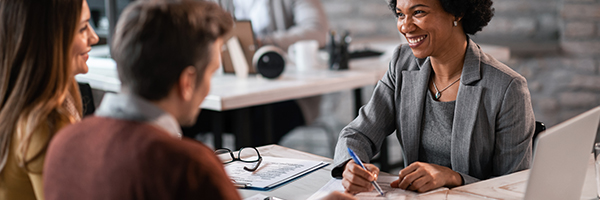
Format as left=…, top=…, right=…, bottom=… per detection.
left=0, top=0, right=98, bottom=199
left=72, top=2, right=100, bottom=75
left=332, top=0, right=535, bottom=194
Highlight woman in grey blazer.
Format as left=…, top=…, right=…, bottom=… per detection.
left=333, top=0, right=535, bottom=194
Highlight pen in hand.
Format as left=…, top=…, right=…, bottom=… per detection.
left=347, top=148, right=385, bottom=196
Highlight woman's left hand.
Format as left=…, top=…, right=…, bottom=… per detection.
left=390, top=162, right=463, bottom=193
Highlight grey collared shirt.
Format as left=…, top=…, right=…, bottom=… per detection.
left=95, top=93, right=182, bottom=138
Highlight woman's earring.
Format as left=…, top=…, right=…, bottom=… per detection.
left=453, top=21, right=458, bottom=27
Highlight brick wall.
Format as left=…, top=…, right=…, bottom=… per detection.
left=321, top=0, right=600, bottom=127
left=561, top=0, right=600, bottom=56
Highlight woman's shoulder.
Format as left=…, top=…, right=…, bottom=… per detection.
left=473, top=45, right=527, bottom=85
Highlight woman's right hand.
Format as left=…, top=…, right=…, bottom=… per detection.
left=341, top=160, right=380, bottom=194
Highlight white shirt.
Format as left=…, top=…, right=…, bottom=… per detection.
left=95, top=93, right=182, bottom=138
left=233, top=0, right=273, bottom=36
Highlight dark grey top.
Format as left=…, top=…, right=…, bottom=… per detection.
left=419, top=91, right=455, bottom=168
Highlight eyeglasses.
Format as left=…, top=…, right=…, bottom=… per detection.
left=215, top=147, right=262, bottom=171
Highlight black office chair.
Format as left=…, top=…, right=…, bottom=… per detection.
left=78, top=82, right=96, bottom=116
left=533, top=121, right=546, bottom=141
left=532, top=121, right=546, bottom=154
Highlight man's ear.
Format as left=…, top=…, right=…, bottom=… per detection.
left=178, top=66, right=198, bottom=101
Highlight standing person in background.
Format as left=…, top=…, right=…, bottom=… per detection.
left=0, top=0, right=99, bottom=199
left=191, top=0, right=329, bottom=146
left=231, top=0, right=329, bottom=50
left=333, top=0, right=535, bottom=194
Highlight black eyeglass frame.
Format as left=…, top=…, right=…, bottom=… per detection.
left=215, top=147, right=263, bottom=171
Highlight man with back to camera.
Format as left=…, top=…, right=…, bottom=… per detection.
left=42, top=1, right=240, bottom=199
left=42, top=0, right=358, bottom=199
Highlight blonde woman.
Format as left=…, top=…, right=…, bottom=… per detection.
left=0, top=0, right=99, bottom=199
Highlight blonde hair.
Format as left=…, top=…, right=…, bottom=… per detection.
left=0, top=0, right=83, bottom=172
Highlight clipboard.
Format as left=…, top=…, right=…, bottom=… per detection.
left=221, top=20, right=257, bottom=74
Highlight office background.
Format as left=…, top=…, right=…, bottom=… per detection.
left=84, top=0, right=600, bottom=161
left=87, top=0, right=600, bottom=128
left=321, top=0, right=600, bottom=128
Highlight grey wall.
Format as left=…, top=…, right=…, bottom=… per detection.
left=321, top=0, right=600, bottom=127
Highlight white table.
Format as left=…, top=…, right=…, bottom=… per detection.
left=234, top=145, right=335, bottom=200
left=77, top=47, right=390, bottom=111
left=248, top=145, right=597, bottom=200
left=77, top=40, right=509, bottom=148
left=77, top=43, right=392, bottom=148
left=77, top=53, right=389, bottom=148
left=79, top=40, right=509, bottom=111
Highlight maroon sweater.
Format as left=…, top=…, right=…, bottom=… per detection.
left=44, top=116, right=240, bottom=200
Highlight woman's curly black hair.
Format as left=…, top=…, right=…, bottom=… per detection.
left=388, top=0, right=494, bottom=35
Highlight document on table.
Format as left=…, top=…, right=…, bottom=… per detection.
left=307, top=175, right=449, bottom=200
left=223, top=156, right=329, bottom=189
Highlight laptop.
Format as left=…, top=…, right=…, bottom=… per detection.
left=524, top=106, right=600, bottom=200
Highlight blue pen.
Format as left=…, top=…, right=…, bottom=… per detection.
left=348, top=148, right=385, bottom=196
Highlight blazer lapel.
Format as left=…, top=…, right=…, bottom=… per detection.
left=451, top=39, right=483, bottom=174
left=400, top=58, right=431, bottom=165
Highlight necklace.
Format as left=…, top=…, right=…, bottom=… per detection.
left=432, top=77, right=461, bottom=100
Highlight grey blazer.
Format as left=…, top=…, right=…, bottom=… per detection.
left=332, top=39, right=535, bottom=184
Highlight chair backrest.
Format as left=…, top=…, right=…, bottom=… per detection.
left=531, top=121, right=546, bottom=153
left=78, top=82, right=96, bottom=116
left=533, top=121, right=546, bottom=140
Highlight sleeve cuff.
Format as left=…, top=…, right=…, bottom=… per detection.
left=331, top=159, right=351, bottom=178
left=457, top=172, right=480, bottom=185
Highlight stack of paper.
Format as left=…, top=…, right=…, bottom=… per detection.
left=223, top=156, right=329, bottom=189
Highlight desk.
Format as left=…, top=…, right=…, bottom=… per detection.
left=77, top=56, right=388, bottom=148
left=77, top=44, right=390, bottom=148
left=241, top=145, right=597, bottom=200
left=77, top=41, right=509, bottom=148
left=235, top=145, right=335, bottom=200
left=77, top=46, right=389, bottom=111
left=79, top=40, right=510, bottom=110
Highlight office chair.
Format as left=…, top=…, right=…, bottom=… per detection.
left=532, top=121, right=546, bottom=153
left=78, top=82, right=96, bottom=116
left=533, top=121, right=546, bottom=141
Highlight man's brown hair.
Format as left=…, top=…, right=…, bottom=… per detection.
left=111, top=0, right=233, bottom=100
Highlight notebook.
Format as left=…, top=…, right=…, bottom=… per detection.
left=524, top=106, right=600, bottom=200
